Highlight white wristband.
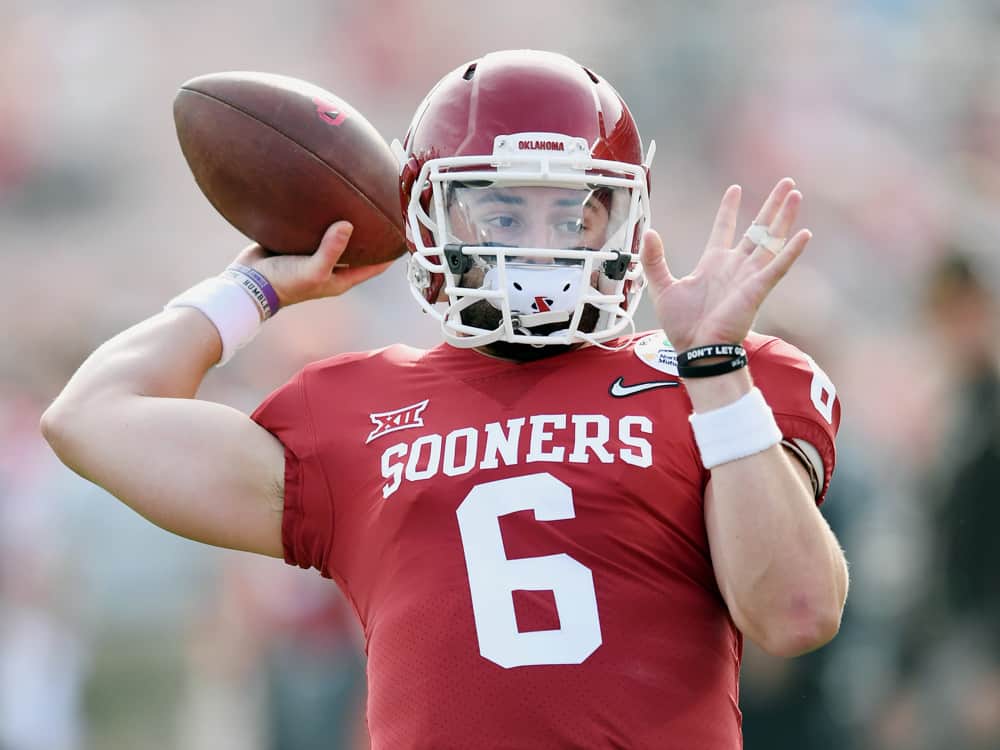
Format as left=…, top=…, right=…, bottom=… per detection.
left=165, top=277, right=262, bottom=366
left=688, top=387, right=782, bottom=469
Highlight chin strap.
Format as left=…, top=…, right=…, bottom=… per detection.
left=441, top=296, right=638, bottom=349
left=511, top=310, right=573, bottom=327
left=439, top=295, right=506, bottom=348
left=578, top=316, right=636, bottom=351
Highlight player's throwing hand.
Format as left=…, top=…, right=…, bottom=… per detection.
left=640, top=178, right=812, bottom=353
left=231, top=221, right=394, bottom=308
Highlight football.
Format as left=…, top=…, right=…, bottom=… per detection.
left=173, top=71, right=407, bottom=266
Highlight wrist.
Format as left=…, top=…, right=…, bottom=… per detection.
left=223, top=263, right=281, bottom=319
left=676, top=343, right=747, bottom=379
left=165, top=264, right=280, bottom=366
left=684, top=367, right=753, bottom=412
left=688, top=385, right=782, bottom=469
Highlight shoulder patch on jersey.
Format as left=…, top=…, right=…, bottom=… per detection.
left=367, top=399, right=429, bottom=444
left=633, top=331, right=678, bottom=376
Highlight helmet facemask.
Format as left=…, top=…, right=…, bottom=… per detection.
left=401, top=132, right=654, bottom=349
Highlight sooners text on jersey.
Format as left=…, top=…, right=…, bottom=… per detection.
left=251, top=331, right=841, bottom=749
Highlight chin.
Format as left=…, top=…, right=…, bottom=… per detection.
left=460, top=301, right=600, bottom=362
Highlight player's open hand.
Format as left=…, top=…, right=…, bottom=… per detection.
left=230, top=221, right=395, bottom=307
left=639, top=178, right=811, bottom=353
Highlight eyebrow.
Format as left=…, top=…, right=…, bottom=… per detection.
left=472, top=192, right=524, bottom=205
left=471, top=192, right=601, bottom=209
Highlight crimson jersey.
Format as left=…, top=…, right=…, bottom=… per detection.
left=251, top=331, right=840, bottom=749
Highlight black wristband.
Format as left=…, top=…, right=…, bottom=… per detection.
left=676, top=344, right=748, bottom=378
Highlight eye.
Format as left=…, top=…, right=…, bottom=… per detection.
left=484, top=215, right=520, bottom=230
left=554, top=218, right=585, bottom=234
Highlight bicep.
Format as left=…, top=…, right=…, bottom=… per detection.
left=63, top=394, right=286, bottom=557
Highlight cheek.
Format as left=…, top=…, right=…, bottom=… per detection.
left=582, top=224, right=604, bottom=246
left=460, top=267, right=485, bottom=289
left=450, top=217, right=473, bottom=242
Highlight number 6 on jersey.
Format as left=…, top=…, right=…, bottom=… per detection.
left=456, top=472, right=603, bottom=668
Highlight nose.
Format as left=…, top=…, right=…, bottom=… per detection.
left=519, top=253, right=556, bottom=265
left=517, top=219, right=551, bottom=252
left=515, top=224, right=555, bottom=264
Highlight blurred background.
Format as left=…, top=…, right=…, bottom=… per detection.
left=3, top=0, right=999, bottom=747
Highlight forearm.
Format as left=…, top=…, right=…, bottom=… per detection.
left=41, top=306, right=287, bottom=556
left=42, top=307, right=225, bottom=478
left=39, top=225, right=377, bottom=557
left=690, top=368, right=848, bottom=657
left=54, top=308, right=222, bottom=405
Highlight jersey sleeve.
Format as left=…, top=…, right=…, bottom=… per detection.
left=251, top=368, right=334, bottom=575
left=749, top=337, right=842, bottom=504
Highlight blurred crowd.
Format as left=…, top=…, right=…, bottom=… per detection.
left=2, top=0, right=999, bottom=748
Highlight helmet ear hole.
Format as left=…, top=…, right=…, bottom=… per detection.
left=462, top=63, right=477, bottom=81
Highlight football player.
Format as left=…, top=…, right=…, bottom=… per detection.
left=42, top=50, right=848, bottom=748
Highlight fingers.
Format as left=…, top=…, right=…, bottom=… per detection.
left=747, top=188, right=802, bottom=265
left=310, top=221, right=354, bottom=275
left=325, top=259, right=396, bottom=296
left=639, top=229, right=676, bottom=292
left=735, top=178, right=796, bottom=254
left=750, top=228, right=811, bottom=296
left=707, top=185, right=742, bottom=250
left=312, top=221, right=398, bottom=296
left=769, top=188, right=801, bottom=241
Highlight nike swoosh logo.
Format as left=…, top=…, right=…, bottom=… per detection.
left=609, top=377, right=680, bottom=398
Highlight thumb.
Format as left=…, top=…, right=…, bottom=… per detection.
left=639, top=229, right=675, bottom=292
left=310, top=221, right=354, bottom=276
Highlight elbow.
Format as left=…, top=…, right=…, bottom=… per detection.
left=40, top=402, right=70, bottom=455
left=745, top=598, right=844, bottom=659
left=40, top=399, right=83, bottom=461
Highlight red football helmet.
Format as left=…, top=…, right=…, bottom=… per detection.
left=393, top=50, right=654, bottom=348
